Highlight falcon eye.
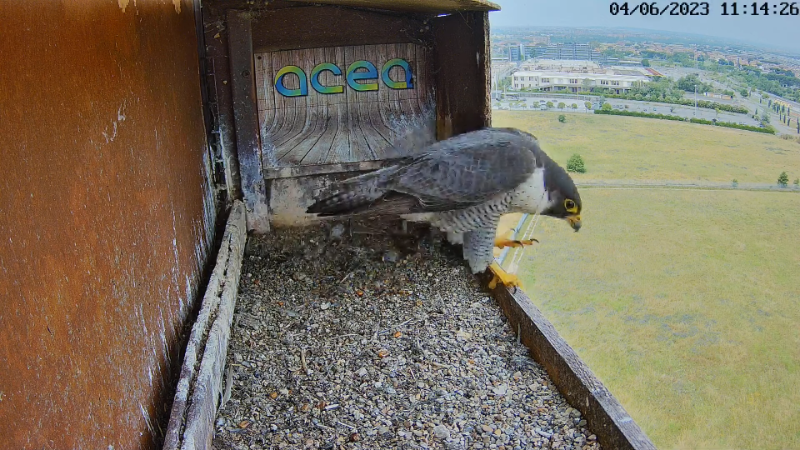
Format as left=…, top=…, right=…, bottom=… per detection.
left=564, top=199, right=577, bottom=212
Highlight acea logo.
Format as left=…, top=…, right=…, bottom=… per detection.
left=274, top=58, right=413, bottom=97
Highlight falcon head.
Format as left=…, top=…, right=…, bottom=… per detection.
left=541, top=161, right=582, bottom=232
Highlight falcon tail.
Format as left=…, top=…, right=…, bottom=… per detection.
left=307, top=187, right=419, bottom=217
left=306, top=188, right=384, bottom=216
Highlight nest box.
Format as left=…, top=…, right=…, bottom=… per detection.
left=208, top=0, right=500, bottom=231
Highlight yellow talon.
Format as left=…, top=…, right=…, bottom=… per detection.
left=493, top=237, right=539, bottom=249
left=488, top=262, right=523, bottom=290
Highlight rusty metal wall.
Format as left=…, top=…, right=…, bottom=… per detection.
left=0, top=1, right=216, bottom=449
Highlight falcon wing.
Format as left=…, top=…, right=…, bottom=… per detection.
left=386, top=128, right=539, bottom=211
left=306, top=128, right=540, bottom=217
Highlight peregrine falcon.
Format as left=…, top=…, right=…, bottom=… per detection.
left=306, top=127, right=582, bottom=288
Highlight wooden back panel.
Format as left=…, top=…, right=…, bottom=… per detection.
left=255, top=42, right=435, bottom=168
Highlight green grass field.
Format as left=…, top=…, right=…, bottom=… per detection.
left=493, top=111, right=800, bottom=184
left=492, top=112, right=800, bottom=449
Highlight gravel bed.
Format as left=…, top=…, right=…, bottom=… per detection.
left=212, top=220, right=600, bottom=450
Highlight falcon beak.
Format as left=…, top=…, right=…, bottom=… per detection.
left=567, top=215, right=581, bottom=232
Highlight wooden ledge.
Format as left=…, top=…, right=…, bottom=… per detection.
left=480, top=271, right=657, bottom=450
left=163, top=201, right=247, bottom=450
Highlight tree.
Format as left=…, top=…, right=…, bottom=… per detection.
left=567, top=154, right=586, bottom=173
left=740, top=88, right=749, bottom=97
left=641, top=58, right=651, bottom=67
left=497, top=77, right=512, bottom=91
left=794, top=178, right=800, bottom=188
left=546, top=101, right=554, bottom=109
left=558, top=114, right=566, bottom=123
left=601, top=102, right=613, bottom=111
left=676, top=73, right=711, bottom=93
left=778, top=171, right=789, bottom=187
left=585, top=101, right=592, bottom=110
left=571, top=103, right=578, bottom=110
left=558, top=102, right=566, bottom=110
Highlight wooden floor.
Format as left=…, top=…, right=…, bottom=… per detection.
left=255, top=43, right=435, bottom=168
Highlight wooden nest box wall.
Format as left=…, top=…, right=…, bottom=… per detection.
left=205, top=0, right=500, bottom=232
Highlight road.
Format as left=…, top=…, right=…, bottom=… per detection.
left=493, top=95, right=760, bottom=126
left=654, top=65, right=800, bottom=135
left=576, top=179, right=800, bottom=192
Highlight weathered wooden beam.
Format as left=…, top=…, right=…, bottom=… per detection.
left=163, top=201, right=247, bottom=450
left=251, top=6, right=433, bottom=52
left=432, top=11, right=491, bottom=140
left=227, top=11, right=270, bottom=233
left=481, top=272, right=658, bottom=450
left=203, top=4, right=241, bottom=200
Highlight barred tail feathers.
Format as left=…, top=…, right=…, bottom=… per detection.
left=306, top=184, right=386, bottom=216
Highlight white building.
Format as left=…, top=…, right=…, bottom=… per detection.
left=511, top=66, right=651, bottom=94
left=519, top=59, right=602, bottom=72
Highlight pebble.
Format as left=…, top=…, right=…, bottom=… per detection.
left=329, top=223, right=346, bottom=241
left=433, top=424, right=451, bottom=440
left=211, top=221, right=601, bottom=450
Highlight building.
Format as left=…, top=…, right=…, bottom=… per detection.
left=539, top=43, right=603, bottom=62
left=519, top=59, right=601, bottom=72
left=522, top=45, right=538, bottom=60
left=509, top=43, right=523, bottom=61
left=511, top=66, right=651, bottom=94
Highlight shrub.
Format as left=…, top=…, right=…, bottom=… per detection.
left=558, top=102, right=566, bottom=110
left=592, top=110, right=774, bottom=133
left=599, top=92, right=749, bottom=113
left=601, top=102, right=613, bottom=111
left=595, top=109, right=686, bottom=122
left=778, top=171, right=789, bottom=187
left=732, top=179, right=739, bottom=188
left=567, top=154, right=586, bottom=173
left=585, top=101, right=592, bottom=110
left=558, top=114, right=567, bottom=123
left=794, top=178, right=799, bottom=187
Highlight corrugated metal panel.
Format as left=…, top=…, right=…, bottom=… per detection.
left=0, top=0, right=215, bottom=448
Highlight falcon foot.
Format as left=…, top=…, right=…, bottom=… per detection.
left=488, top=262, right=523, bottom=290
left=493, top=237, right=539, bottom=249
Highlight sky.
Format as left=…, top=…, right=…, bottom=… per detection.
left=489, top=0, right=800, bottom=53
